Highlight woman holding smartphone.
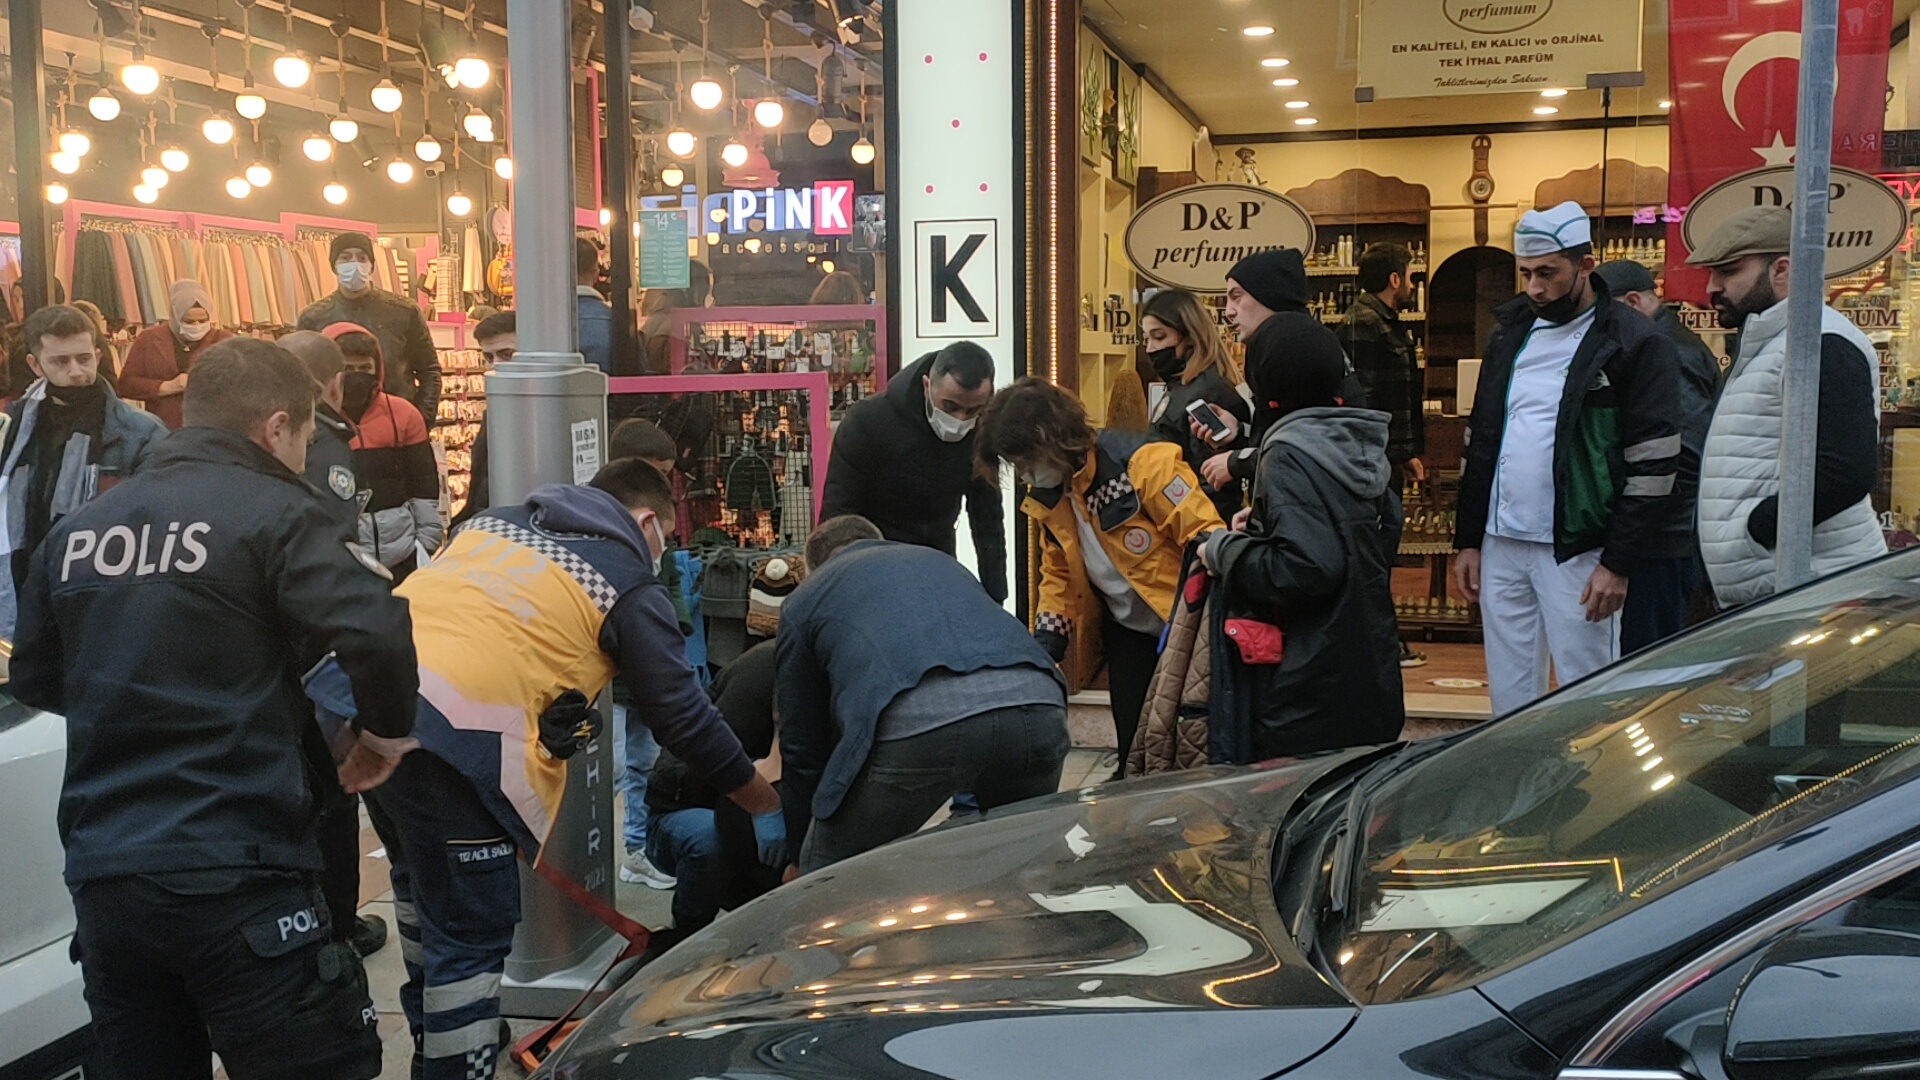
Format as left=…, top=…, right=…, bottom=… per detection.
left=1140, top=289, right=1251, bottom=518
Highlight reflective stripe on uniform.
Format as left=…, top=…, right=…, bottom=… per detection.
left=400, top=935, right=424, bottom=965
left=422, top=1016, right=499, bottom=1058
left=423, top=971, right=502, bottom=1014
left=1623, top=434, right=1681, bottom=463
left=1624, top=474, right=1676, bottom=497
left=393, top=900, right=417, bottom=927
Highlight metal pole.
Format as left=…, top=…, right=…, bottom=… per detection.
left=11, top=0, right=55, bottom=315
left=505, top=0, right=578, bottom=362
left=1777, top=0, right=1840, bottom=591
left=602, top=1, right=637, bottom=374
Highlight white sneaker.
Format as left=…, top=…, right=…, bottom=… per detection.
left=620, top=849, right=677, bottom=889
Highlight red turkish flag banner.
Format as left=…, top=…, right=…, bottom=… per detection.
left=1666, top=0, right=1892, bottom=301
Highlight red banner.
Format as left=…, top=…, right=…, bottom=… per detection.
left=1666, top=0, right=1892, bottom=301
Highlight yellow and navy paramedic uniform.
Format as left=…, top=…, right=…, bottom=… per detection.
left=316, top=483, right=754, bottom=1080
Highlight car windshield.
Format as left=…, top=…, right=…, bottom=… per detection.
left=1334, top=553, right=1920, bottom=1004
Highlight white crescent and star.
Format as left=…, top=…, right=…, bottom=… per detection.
left=1718, top=31, right=1804, bottom=165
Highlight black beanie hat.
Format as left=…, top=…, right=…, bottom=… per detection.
left=1227, top=247, right=1308, bottom=312
left=1245, top=318, right=1350, bottom=420
left=329, top=231, right=376, bottom=264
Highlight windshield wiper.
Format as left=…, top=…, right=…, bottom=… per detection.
left=1328, top=739, right=1450, bottom=916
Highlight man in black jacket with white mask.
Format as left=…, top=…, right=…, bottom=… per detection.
left=820, top=340, right=1005, bottom=601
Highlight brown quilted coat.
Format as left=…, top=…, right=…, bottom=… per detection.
left=1126, top=577, right=1214, bottom=777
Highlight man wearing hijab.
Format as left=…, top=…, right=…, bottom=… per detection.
left=118, top=281, right=236, bottom=429
left=298, top=232, right=443, bottom=420
left=1450, top=202, right=1688, bottom=715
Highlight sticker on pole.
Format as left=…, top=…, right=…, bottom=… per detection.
left=571, top=420, right=601, bottom=485
left=1681, top=165, right=1908, bottom=280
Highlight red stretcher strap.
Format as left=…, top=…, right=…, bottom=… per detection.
left=509, top=854, right=653, bottom=1069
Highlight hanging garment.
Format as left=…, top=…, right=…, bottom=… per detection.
left=71, top=232, right=123, bottom=325
left=228, top=245, right=253, bottom=325
left=462, top=225, right=485, bottom=296
left=108, top=235, right=140, bottom=327
left=121, top=235, right=152, bottom=326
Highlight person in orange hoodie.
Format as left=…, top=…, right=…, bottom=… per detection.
left=320, top=322, right=443, bottom=581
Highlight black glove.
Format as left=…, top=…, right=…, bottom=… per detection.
left=537, top=690, right=600, bottom=760
left=1034, top=629, right=1068, bottom=664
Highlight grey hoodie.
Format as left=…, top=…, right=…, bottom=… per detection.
left=1262, top=407, right=1393, bottom=499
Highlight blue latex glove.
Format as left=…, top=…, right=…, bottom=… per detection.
left=751, top=810, right=788, bottom=869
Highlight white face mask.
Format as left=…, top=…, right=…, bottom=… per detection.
left=336, top=261, right=372, bottom=292
left=926, top=400, right=976, bottom=443
left=642, top=516, right=668, bottom=576
left=1021, top=464, right=1066, bottom=490
left=178, top=322, right=212, bottom=342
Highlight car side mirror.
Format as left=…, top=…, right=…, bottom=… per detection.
left=1724, top=926, right=1920, bottom=1080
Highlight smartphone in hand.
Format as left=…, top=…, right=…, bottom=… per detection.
left=1186, top=399, right=1230, bottom=438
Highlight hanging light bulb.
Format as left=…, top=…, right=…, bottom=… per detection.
left=386, top=157, right=415, bottom=184
left=323, top=180, right=348, bottom=205
left=453, top=55, right=492, bottom=89
left=133, top=182, right=159, bottom=204
left=58, top=130, right=92, bottom=157
left=202, top=113, right=236, bottom=145
left=438, top=63, right=460, bottom=88
left=329, top=113, right=359, bottom=143
left=462, top=107, right=493, bottom=142
left=370, top=78, right=403, bottom=113
left=46, top=183, right=70, bottom=205
left=235, top=77, right=267, bottom=120
left=807, top=117, right=833, bottom=147
left=303, top=133, right=333, bottom=161
left=753, top=99, right=785, bottom=129
left=142, top=165, right=169, bottom=188
left=661, top=162, right=685, bottom=187
left=413, top=132, right=443, bottom=163
left=447, top=190, right=473, bottom=217
left=689, top=77, right=724, bottom=111
left=720, top=138, right=749, bottom=168
left=850, top=136, right=875, bottom=165
left=49, top=150, right=80, bottom=175
left=272, top=52, right=311, bottom=88
left=121, top=50, right=161, bottom=96
left=246, top=161, right=273, bottom=187
left=599, top=208, right=612, bottom=227
left=666, top=128, right=696, bottom=158
left=226, top=175, right=252, bottom=198
left=88, top=88, right=122, bottom=122
left=492, top=154, right=513, bottom=180
left=161, top=145, right=189, bottom=172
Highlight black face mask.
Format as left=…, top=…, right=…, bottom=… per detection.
left=1146, top=346, right=1185, bottom=383
left=341, top=371, right=379, bottom=419
left=46, top=380, right=106, bottom=410
left=1528, top=273, right=1589, bottom=326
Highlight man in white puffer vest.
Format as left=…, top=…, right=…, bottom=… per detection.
left=1690, top=206, right=1885, bottom=608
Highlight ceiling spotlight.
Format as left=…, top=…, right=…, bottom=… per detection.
left=453, top=55, right=492, bottom=89
left=235, top=89, right=268, bottom=121
left=850, top=136, right=875, bottom=165
left=246, top=161, right=273, bottom=187
left=203, top=114, right=236, bottom=145
left=272, top=52, right=311, bottom=88
left=462, top=106, right=493, bottom=141
left=371, top=78, right=403, bottom=113
left=46, top=183, right=70, bottom=205
left=753, top=99, right=786, bottom=129
left=599, top=208, right=612, bottom=227
left=1260, top=57, right=1290, bottom=68
left=142, top=166, right=169, bottom=188
left=49, top=151, right=80, bottom=175
left=1284, top=100, right=1309, bottom=109
left=58, top=130, right=92, bottom=157
left=387, top=158, right=416, bottom=183
left=661, top=162, right=685, bottom=187
left=329, top=113, right=359, bottom=143
left=1243, top=25, right=1275, bottom=37
left=121, top=52, right=161, bottom=96
left=1293, top=116, right=1319, bottom=126
left=493, top=154, right=513, bottom=180
left=808, top=117, right=834, bottom=147
left=720, top=138, right=749, bottom=168
left=414, top=133, right=443, bottom=162
left=303, top=134, right=334, bottom=161
left=323, top=180, right=348, bottom=205
left=88, top=88, right=122, bottom=122
left=447, top=190, right=473, bottom=217
left=438, top=63, right=460, bottom=88
left=1533, top=105, right=1559, bottom=115
left=690, top=77, right=724, bottom=111
left=821, top=259, right=835, bottom=274
left=133, top=182, right=159, bottom=204
left=226, top=175, right=252, bottom=198
left=161, top=145, right=190, bottom=172
left=1272, top=77, right=1299, bottom=87
left=666, top=128, right=697, bottom=158
left=1540, top=88, right=1568, bottom=98
left=1659, top=99, right=1672, bottom=109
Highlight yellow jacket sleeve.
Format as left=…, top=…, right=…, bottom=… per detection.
left=1033, top=515, right=1075, bottom=640
left=1133, top=444, right=1227, bottom=549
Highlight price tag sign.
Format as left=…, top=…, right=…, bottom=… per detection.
left=638, top=210, right=692, bottom=289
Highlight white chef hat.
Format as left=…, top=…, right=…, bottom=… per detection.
left=1515, top=200, right=1593, bottom=257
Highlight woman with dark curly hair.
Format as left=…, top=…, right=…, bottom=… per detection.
left=975, top=378, right=1223, bottom=774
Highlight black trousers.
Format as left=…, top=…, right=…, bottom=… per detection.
left=1103, top=616, right=1161, bottom=763
left=315, top=788, right=362, bottom=943
left=1621, top=555, right=1704, bottom=654
left=70, top=869, right=382, bottom=1080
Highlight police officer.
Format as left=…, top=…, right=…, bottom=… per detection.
left=13, top=338, right=420, bottom=1080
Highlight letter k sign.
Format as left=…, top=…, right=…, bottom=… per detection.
left=915, top=219, right=999, bottom=338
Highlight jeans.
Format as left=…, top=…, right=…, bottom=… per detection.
left=800, top=702, right=1070, bottom=872
left=644, top=808, right=722, bottom=933
left=612, top=703, right=661, bottom=852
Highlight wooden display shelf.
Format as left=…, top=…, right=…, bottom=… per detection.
left=1307, top=263, right=1429, bottom=277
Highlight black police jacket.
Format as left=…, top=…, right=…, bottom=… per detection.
left=13, top=427, right=418, bottom=886
left=303, top=401, right=365, bottom=535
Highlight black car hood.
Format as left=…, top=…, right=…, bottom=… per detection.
left=540, top=753, right=1372, bottom=1079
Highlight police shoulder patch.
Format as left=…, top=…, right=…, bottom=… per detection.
left=328, top=464, right=356, bottom=501
left=1162, top=475, right=1191, bottom=506
left=346, top=541, right=393, bottom=580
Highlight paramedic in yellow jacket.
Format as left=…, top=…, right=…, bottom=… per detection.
left=975, top=378, right=1224, bottom=776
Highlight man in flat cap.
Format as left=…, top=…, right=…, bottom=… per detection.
left=1452, top=201, right=1688, bottom=715
left=298, top=231, right=442, bottom=420
left=1594, top=258, right=1722, bottom=650
left=1688, top=205, right=1884, bottom=609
